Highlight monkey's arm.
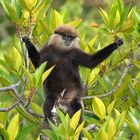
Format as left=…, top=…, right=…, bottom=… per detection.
left=74, top=38, right=123, bottom=68
left=22, top=37, right=40, bottom=68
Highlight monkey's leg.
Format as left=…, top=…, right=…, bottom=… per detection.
left=43, top=97, right=55, bottom=128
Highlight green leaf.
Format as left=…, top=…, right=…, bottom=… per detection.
left=96, top=75, right=109, bottom=92
left=82, top=128, right=93, bottom=140
left=128, top=112, right=139, bottom=130
left=88, top=35, right=98, bottom=48
left=114, top=108, right=120, bottom=117
left=109, top=3, right=117, bottom=22
left=92, top=97, right=106, bottom=120
left=106, top=118, right=116, bottom=139
left=0, top=122, right=9, bottom=140
left=88, top=68, right=100, bottom=87
left=121, top=3, right=132, bottom=23
left=7, top=113, right=19, bottom=140
left=67, top=19, right=82, bottom=28
left=70, top=110, right=81, bottom=130
left=18, top=0, right=29, bottom=11
left=107, top=99, right=116, bottom=115
left=115, top=111, right=126, bottom=130
left=75, top=121, right=85, bottom=133
left=42, top=65, right=55, bottom=83
left=40, top=19, right=52, bottom=36
left=15, top=125, right=35, bottom=140
left=1, top=0, right=17, bottom=21
left=99, top=8, right=109, bottom=26
left=22, top=66, right=34, bottom=87
left=128, top=84, right=137, bottom=103
left=126, top=119, right=138, bottom=135
left=24, top=0, right=38, bottom=11
left=57, top=109, right=68, bottom=130
left=133, top=60, right=140, bottom=69
left=35, top=62, right=47, bottom=87
left=30, top=102, right=43, bottom=114
left=95, top=128, right=108, bottom=140
left=43, top=129, right=58, bottom=140
left=4, top=47, right=22, bottom=72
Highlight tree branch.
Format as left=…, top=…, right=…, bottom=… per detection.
left=0, top=82, right=20, bottom=92
left=82, top=61, right=132, bottom=100
left=0, top=91, right=24, bottom=112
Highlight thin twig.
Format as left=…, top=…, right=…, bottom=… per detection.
left=0, top=92, right=24, bottom=112
left=117, top=47, right=127, bottom=66
left=83, top=109, right=94, bottom=115
left=85, top=124, right=99, bottom=131
left=0, top=82, right=20, bottom=92
left=29, top=11, right=33, bottom=39
left=26, top=108, right=44, bottom=118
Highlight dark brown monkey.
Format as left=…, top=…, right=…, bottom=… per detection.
left=22, top=25, right=123, bottom=128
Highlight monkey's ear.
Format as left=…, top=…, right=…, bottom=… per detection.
left=115, top=38, right=123, bottom=46
left=22, top=36, right=30, bottom=43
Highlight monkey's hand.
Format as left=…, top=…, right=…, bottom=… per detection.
left=115, top=38, right=123, bottom=46
left=22, top=36, right=30, bottom=44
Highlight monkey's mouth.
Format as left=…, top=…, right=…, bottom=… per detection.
left=62, top=35, right=74, bottom=46
left=64, top=40, right=72, bottom=46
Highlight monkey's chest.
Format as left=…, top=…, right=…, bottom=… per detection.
left=45, top=57, right=81, bottom=93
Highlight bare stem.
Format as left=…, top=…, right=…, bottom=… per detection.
left=0, top=91, right=24, bottom=112
left=0, top=82, right=20, bottom=92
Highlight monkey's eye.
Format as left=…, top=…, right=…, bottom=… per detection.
left=62, top=35, right=74, bottom=46
left=62, top=35, right=74, bottom=42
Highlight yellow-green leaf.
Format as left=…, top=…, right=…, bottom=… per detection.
left=126, top=119, right=138, bottom=135
left=25, top=0, right=38, bottom=11
left=88, top=68, right=100, bottom=86
left=107, top=99, right=116, bottom=115
left=96, top=128, right=108, bottom=140
left=23, top=66, right=34, bottom=87
left=18, top=0, right=29, bottom=11
left=99, top=8, right=109, bottom=26
left=107, top=118, right=116, bottom=140
left=40, top=19, right=52, bottom=36
left=67, top=19, right=82, bottom=28
left=42, top=65, right=55, bottom=83
left=82, top=128, right=93, bottom=140
left=75, top=121, right=85, bottom=133
left=70, top=110, right=81, bottom=130
left=113, top=10, right=120, bottom=26
left=88, top=35, right=98, bottom=48
left=4, top=47, right=22, bottom=72
left=30, top=102, right=43, bottom=114
left=133, top=60, right=140, bottom=69
left=54, top=10, right=63, bottom=28
left=115, top=111, right=126, bottom=130
left=0, top=122, right=9, bottom=140
left=73, top=122, right=85, bottom=140
left=7, top=114, right=19, bottom=140
left=92, top=97, right=106, bottom=120
left=114, top=108, right=120, bottom=117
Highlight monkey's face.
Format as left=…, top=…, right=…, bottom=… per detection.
left=48, top=25, right=79, bottom=49
left=55, top=31, right=75, bottom=46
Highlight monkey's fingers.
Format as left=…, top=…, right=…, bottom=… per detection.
left=115, top=38, right=123, bottom=46
left=22, top=36, right=30, bottom=43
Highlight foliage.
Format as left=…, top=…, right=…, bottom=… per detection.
left=0, top=0, right=140, bottom=139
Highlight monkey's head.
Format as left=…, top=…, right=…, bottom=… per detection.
left=48, top=25, right=79, bottom=49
